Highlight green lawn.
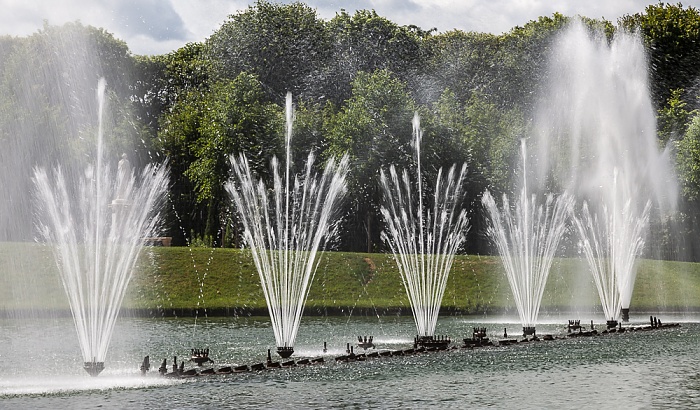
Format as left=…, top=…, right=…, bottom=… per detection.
left=2, top=244, right=700, bottom=316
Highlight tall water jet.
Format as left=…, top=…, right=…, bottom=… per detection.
left=482, top=140, right=573, bottom=336
left=534, top=21, right=677, bottom=321
left=32, top=79, right=169, bottom=376
left=226, top=93, right=348, bottom=358
left=572, top=170, right=651, bottom=326
left=379, top=113, right=469, bottom=340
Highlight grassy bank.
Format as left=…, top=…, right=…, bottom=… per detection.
left=2, top=244, right=700, bottom=316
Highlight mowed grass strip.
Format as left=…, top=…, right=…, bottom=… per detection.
left=2, top=244, right=700, bottom=315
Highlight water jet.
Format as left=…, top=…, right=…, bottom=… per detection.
left=33, top=79, right=169, bottom=376
left=536, top=21, right=675, bottom=324
left=380, top=113, right=469, bottom=340
left=227, top=93, right=348, bottom=358
left=482, top=140, right=573, bottom=335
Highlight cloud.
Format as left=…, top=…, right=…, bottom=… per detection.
left=0, top=0, right=193, bottom=54
left=2, top=0, right=700, bottom=55
left=109, top=0, right=189, bottom=41
left=170, top=0, right=248, bottom=44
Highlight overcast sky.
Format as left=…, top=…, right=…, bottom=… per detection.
left=3, top=0, right=700, bottom=55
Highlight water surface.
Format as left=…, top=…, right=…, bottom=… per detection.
left=2, top=315, right=699, bottom=409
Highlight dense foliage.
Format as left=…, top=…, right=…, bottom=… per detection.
left=3, top=1, right=700, bottom=260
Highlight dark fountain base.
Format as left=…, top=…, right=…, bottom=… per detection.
left=191, top=348, right=213, bottom=366
left=415, top=335, right=451, bottom=349
left=277, top=346, right=294, bottom=359
left=621, top=308, right=630, bottom=322
left=606, top=320, right=619, bottom=329
left=84, top=361, right=105, bottom=377
left=522, top=326, right=536, bottom=336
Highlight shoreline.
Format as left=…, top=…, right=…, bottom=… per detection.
left=3, top=306, right=699, bottom=319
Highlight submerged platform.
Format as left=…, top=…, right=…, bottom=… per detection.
left=415, top=335, right=451, bottom=349
left=144, top=318, right=680, bottom=378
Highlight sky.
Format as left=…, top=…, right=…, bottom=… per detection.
left=2, top=0, right=700, bottom=56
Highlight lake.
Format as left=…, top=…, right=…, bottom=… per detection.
left=2, top=313, right=699, bottom=409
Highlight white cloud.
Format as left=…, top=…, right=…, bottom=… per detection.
left=2, top=0, right=700, bottom=55
left=170, top=0, right=248, bottom=44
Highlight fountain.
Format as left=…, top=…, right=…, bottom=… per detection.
left=226, top=92, right=349, bottom=358
left=533, top=21, right=677, bottom=322
left=32, top=78, right=169, bottom=376
left=1, top=11, right=698, bottom=409
left=379, top=113, right=469, bottom=343
left=572, top=171, right=651, bottom=326
left=482, top=140, right=574, bottom=336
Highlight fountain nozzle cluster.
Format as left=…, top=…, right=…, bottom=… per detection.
left=277, top=346, right=294, bottom=358
left=83, top=361, right=105, bottom=377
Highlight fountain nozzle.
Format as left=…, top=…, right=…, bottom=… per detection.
left=621, top=308, right=630, bottom=322
left=277, top=346, right=294, bottom=358
left=84, top=361, right=105, bottom=377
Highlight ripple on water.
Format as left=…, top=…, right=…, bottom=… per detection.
left=1, top=316, right=699, bottom=409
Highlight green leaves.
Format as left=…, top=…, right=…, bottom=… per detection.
left=677, top=114, right=700, bottom=201
left=5, top=5, right=700, bottom=257
left=157, top=72, right=282, bottom=244
left=621, top=3, right=700, bottom=107
left=207, top=0, right=329, bottom=100
left=658, top=88, right=697, bottom=145
left=323, top=70, right=416, bottom=251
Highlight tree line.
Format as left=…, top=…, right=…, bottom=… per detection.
left=2, top=2, right=700, bottom=260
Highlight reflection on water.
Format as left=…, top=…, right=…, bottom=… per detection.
left=1, top=315, right=700, bottom=409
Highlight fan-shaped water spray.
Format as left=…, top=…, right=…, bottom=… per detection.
left=482, top=140, right=573, bottom=335
left=534, top=21, right=677, bottom=321
left=572, top=170, right=651, bottom=325
left=226, top=92, right=348, bottom=358
left=32, top=78, right=169, bottom=376
left=380, top=113, right=470, bottom=339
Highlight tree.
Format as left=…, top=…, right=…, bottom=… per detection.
left=677, top=113, right=700, bottom=201
left=161, top=73, right=282, bottom=245
left=2, top=22, right=138, bottom=157
left=429, top=89, right=526, bottom=254
left=0, top=22, right=142, bottom=240
left=193, top=74, right=282, bottom=201
left=658, top=88, right=696, bottom=145
left=132, top=42, right=210, bottom=140
left=496, top=13, right=571, bottom=111
left=620, top=3, right=700, bottom=108
left=314, top=9, right=431, bottom=106
left=325, top=69, right=416, bottom=252
left=288, top=100, right=334, bottom=172
left=156, top=88, right=207, bottom=245
left=423, top=30, right=500, bottom=105
left=206, top=0, right=329, bottom=101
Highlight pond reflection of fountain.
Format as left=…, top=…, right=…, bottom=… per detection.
left=227, top=93, right=348, bottom=358
left=33, top=79, right=169, bottom=376
left=380, top=113, right=469, bottom=344
left=482, top=140, right=573, bottom=337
